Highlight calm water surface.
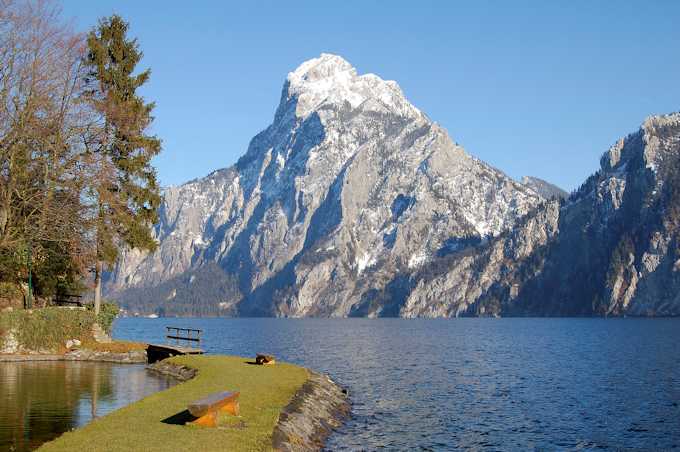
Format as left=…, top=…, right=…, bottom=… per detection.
left=114, top=317, right=680, bottom=450
left=0, top=361, right=177, bottom=451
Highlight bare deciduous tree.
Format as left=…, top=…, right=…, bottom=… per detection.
left=0, top=0, right=96, bottom=302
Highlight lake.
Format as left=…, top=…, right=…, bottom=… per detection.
left=0, top=361, right=177, bottom=451
left=113, top=317, right=680, bottom=450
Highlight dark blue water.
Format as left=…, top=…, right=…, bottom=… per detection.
left=113, top=318, right=680, bottom=450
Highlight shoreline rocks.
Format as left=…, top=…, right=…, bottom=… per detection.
left=273, top=370, right=350, bottom=451
left=65, top=338, right=81, bottom=349
left=145, top=359, right=350, bottom=451
left=0, top=354, right=67, bottom=362
left=0, top=348, right=147, bottom=363
left=146, top=359, right=198, bottom=381
left=65, top=348, right=147, bottom=363
left=1, top=353, right=351, bottom=450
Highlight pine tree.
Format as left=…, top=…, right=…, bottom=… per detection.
left=84, top=15, right=161, bottom=314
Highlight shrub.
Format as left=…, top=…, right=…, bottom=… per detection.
left=0, top=308, right=98, bottom=352
left=89, top=302, right=120, bottom=334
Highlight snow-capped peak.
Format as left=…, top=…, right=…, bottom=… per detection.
left=284, top=53, right=421, bottom=119
left=289, top=53, right=355, bottom=82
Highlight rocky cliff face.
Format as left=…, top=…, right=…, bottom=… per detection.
left=108, top=54, right=680, bottom=318
left=107, top=54, right=543, bottom=316
left=400, top=113, right=680, bottom=317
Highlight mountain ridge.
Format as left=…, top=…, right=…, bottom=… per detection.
left=400, top=112, right=680, bottom=317
left=520, top=176, right=569, bottom=200
left=107, top=54, right=680, bottom=317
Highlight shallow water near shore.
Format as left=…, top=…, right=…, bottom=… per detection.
left=0, top=361, right=177, bottom=451
left=114, top=317, right=680, bottom=450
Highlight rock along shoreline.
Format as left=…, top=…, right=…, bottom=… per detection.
left=148, top=360, right=351, bottom=451
left=0, top=349, right=147, bottom=363
left=1, top=352, right=351, bottom=450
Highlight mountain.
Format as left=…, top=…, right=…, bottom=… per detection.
left=108, top=54, right=680, bottom=318
left=520, top=176, right=568, bottom=200
left=400, top=113, right=680, bottom=317
left=107, top=53, right=543, bottom=316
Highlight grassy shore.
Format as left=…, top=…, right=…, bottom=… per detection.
left=0, top=307, right=97, bottom=352
left=39, top=355, right=309, bottom=452
left=0, top=306, right=121, bottom=353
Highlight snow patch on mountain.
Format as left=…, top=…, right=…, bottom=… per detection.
left=107, top=53, right=543, bottom=317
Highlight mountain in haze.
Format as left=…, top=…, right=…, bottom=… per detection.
left=107, top=53, right=544, bottom=316
left=108, top=54, right=680, bottom=318
left=520, top=176, right=568, bottom=200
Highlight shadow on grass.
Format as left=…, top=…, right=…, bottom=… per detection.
left=161, top=410, right=248, bottom=430
left=161, top=409, right=197, bottom=425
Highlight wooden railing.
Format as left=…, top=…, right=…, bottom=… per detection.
left=166, top=326, right=202, bottom=348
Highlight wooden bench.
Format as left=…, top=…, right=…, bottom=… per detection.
left=53, top=294, right=84, bottom=307
left=187, top=391, right=240, bottom=427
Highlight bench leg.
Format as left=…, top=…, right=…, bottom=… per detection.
left=220, top=400, right=240, bottom=416
left=190, top=410, right=217, bottom=428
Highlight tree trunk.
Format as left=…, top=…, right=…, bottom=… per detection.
left=0, top=207, right=7, bottom=237
left=94, top=260, right=102, bottom=315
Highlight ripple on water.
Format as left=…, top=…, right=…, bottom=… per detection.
left=112, top=317, right=680, bottom=450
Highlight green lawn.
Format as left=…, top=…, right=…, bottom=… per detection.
left=39, top=355, right=309, bottom=452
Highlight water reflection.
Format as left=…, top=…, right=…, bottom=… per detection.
left=0, top=361, right=176, bottom=452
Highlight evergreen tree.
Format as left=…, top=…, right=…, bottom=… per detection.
left=84, top=15, right=161, bottom=314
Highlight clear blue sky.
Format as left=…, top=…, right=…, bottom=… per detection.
left=62, top=1, right=680, bottom=191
